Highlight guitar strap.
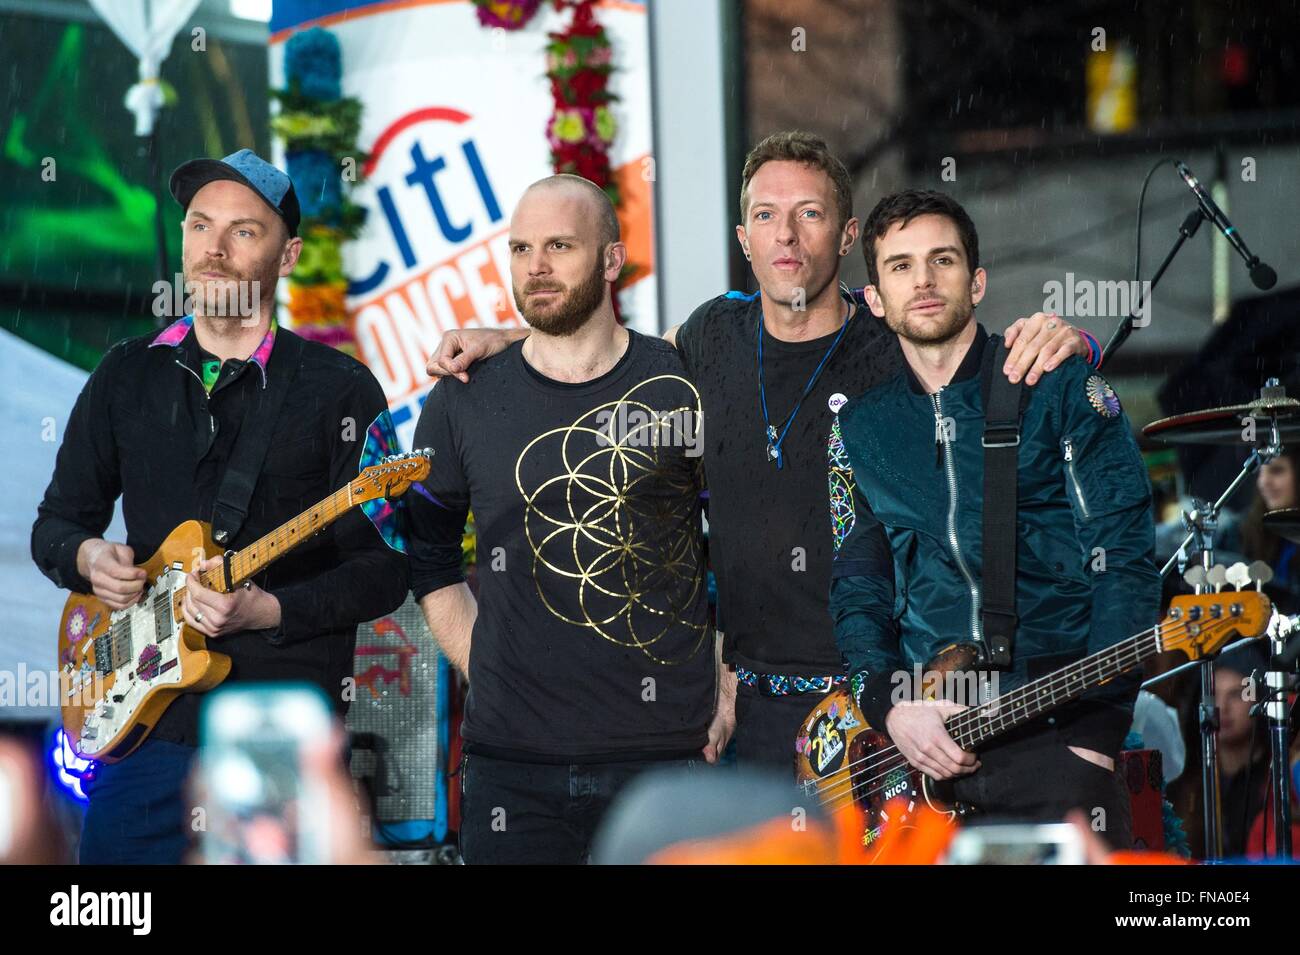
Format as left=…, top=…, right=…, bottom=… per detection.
left=978, top=336, right=1029, bottom=670
left=209, top=329, right=305, bottom=554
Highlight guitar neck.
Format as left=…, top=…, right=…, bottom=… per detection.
left=945, top=628, right=1164, bottom=750
left=197, top=484, right=357, bottom=592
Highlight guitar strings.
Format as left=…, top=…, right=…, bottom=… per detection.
left=811, top=630, right=1175, bottom=816
left=809, top=621, right=1182, bottom=813
left=806, top=623, right=1171, bottom=802
left=804, top=615, right=1225, bottom=815
left=115, top=456, right=423, bottom=597
left=809, top=617, right=1192, bottom=800
left=194, top=458, right=415, bottom=591
left=813, top=613, right=1255, bottom=817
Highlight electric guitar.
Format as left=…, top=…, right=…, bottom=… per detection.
left=795, top=586, right=1276, bottom=853
left=57, top=450, right=432, bottom=762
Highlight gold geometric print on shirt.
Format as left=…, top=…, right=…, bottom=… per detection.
left=515, top=375, right=709, bottom=664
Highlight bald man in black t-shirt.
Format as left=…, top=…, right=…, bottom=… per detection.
left=409, top=175, right=730, bottom=864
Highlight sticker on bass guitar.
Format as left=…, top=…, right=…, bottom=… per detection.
left=880, top=766, right=913, bottom=802
left=804, top=711, right=846, bottom=777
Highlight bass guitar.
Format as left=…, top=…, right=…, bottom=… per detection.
left=795, top=585, right=1275, bottom=852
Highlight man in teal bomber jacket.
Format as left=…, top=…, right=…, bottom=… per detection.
left=829, top=189, right=1160, bottom=848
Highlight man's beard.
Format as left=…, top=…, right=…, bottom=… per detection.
left=183, top=261, right=272, bottom=320
left=514, top=262, right=607, bottom=337
left=881, top=294, right=973, bottom=346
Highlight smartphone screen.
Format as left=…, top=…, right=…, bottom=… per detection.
left=942, top=822, right=1087, bottom=865
left=198, top=684, right=333, bottom=865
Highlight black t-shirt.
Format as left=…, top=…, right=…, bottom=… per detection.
left=675, top=292, right=904, bottom=676
left=408, top=329, right=714, bottom=761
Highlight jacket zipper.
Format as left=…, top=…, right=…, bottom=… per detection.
left=1062, top=437, right=1091, bottom=519
left=931, top=390, right=982, bottom=647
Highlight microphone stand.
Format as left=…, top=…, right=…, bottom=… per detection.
left=1096, top=167, right=1292, bottom=853
left=1100, top=208, right=1204, bottom=367
left=1179, top=514, right=1225, bottom=860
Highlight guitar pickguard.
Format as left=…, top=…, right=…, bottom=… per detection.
left=64, top=563, right=190, bottom=759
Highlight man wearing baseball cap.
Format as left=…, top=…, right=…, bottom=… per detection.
left=32, top=149, right=409, bottom=863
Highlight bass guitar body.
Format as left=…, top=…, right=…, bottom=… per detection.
left=794, top=645, right=979, bottom=849
left=59, top=520, right=231, bottom=762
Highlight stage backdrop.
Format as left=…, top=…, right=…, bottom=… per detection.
left=269, top=0, right=658, bottom=448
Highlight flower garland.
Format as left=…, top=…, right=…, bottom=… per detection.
left=473, top=0, right=542, bottom=29
left=471, top=0, right=638, bottom=310
left=545, top=1, right=618, bottom=204
left=272, top=27, right=368, bottom=356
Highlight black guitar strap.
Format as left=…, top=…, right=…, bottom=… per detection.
left=210, top=329, right=305, bottom=552
left=979, top=337, right=1029, bottom=669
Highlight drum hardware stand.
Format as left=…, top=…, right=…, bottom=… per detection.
left=1147, top=380, right=1293, bottom=858
left=1259, top=611, right=1296, bottom=857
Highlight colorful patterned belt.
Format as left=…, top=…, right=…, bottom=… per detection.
left=736, top=666, right=848, bottom=696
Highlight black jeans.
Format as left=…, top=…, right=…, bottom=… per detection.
left=947, top=721, right=1133, bottom=850
left=732, top=682, right=820, bottom=778
left=458, top=753, right=699, bottom=864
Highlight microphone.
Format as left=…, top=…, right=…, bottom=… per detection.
left=1174, top=160, right=1277, bottom=290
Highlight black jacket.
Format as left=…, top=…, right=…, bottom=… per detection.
left=32, top=319, right=410, bottom=744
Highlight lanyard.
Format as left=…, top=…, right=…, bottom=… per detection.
left=757, top=297, right=853, bottom=470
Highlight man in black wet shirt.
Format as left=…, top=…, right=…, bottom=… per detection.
left=408, top=175, right=728, bottom=864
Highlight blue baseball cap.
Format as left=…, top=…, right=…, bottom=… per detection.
left=170, top=148, right=301, bottom=238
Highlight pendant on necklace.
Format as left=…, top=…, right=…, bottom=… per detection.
left=766, top=425, right=779, bottom=461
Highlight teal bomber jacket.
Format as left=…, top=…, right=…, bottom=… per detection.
left=828, top=323, right=1161, bottom=757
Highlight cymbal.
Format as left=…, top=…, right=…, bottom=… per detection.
left=1143, top=396, right=1300, bottom=446
left=1264, top=507, right=1300, bottom=545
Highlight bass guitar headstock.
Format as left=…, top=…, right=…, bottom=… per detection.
left=1163, top=565, right=1274, bottom=661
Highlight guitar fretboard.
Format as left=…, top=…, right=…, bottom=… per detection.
left=197, top=483, right=354, bottom=592
left=944, top=629, right=1166, bottom=749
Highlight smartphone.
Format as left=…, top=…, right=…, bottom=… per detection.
left=941, top=822, right=1087, bottom=865
left=197, top=684, right=333, bottom=865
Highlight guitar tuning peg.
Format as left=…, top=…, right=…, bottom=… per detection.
left=1225, top=562, right=1251, bottom=591
left=1247, top=560, right=1274, bottom=590
left=1206, top=565, right=1229, bottom=592
left=1183, top=566, right=1207, bottom=590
